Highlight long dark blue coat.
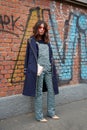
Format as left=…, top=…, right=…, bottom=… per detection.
left=22, top=37, right=59, bottom=97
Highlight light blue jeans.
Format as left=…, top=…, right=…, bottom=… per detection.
left=35, top=67, right=55, bottom=120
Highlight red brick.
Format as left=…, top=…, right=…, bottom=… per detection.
left=1, top=70, right=8, bottom=74
left=0, top=91, right=7, bottom=97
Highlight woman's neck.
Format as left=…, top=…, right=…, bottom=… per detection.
left=38, top=35, right=42, bottom=40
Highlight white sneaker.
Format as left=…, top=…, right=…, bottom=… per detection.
left=52, top=115, right=60, bottom=120
left=39, top=118, right=48, bottom=122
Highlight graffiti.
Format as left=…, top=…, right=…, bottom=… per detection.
left=32, top=0, right=40, bottom=3
left=11, top=7, right=41, bottom=83
left=0, top=15, right=24, bottom=37
left=19, top=0, right=40, bottom=3
left=49, top=3, right=87, bottom=84
left=10, top=6, right=87, bottom=85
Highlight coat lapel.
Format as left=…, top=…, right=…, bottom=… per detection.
left=29, top=37, right=38, bottom=62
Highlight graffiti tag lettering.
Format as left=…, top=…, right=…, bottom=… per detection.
left=0, top=15, right=24, bottom=37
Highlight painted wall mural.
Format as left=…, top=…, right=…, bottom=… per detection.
left=49, top=2, right=87, bottom=84
left=9, top=4, right=87, bottom=85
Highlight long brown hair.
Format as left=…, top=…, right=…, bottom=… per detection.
left=32, top=20, right=49, bottom=43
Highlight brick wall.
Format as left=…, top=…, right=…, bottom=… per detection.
left=0, top=0, right=87, bottom=97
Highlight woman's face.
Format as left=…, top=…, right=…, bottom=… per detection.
left=38, top=23, right=45, bottom=36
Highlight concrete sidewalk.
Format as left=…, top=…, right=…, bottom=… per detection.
left=0, top=99, right=87, bottom=130
left=1, top=84, right=87, bottom=119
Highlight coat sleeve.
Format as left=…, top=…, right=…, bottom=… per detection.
left=48, top=43, right=54, bottom=63
left=49, top=43, right=58, bottom=76
left=24, top=39, right=30, bottom=74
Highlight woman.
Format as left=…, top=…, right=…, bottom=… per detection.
left=23, top=20, right=59, bottom=122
